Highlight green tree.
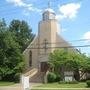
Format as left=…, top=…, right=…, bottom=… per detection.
left=0, top=18, right=6, bottom=31
left=48, top=49, right=89, bottom=81
left=9, top=20, right=35, bottom=51
left=0, top=19, right=25, bottom=82
left=48, top=49, right=66, bottom=69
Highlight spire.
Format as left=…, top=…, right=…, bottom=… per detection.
left=43, top=1, right=55, bottom=14
left=48, top=1, right=51, bottom=8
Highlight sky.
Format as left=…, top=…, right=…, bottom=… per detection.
left=0, top=0, right=90, bottom=55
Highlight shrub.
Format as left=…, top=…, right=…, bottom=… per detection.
left=80, top=79, right=86, bottom=82
left=58, top=81, right=67, bottom=84
left=86, top=80, right=90, bottom=87
left=68, top=81, right=78, bottom=84
left=55, top=73, right=61, bottom=82
left=58, top=81, right=78, bottom=84
left=47, top=72, right=56, bottom=83
left=14, top=73, right=21, bottom=83
left=2, top=74, right=14, bottom=82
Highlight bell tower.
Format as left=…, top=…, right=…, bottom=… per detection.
left=43, top=9, right=56, bottom=20
left=43, top=2, right=56, bottom=21
left=38, top=4, right=60, bottom=58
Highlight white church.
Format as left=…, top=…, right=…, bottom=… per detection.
left=23, top=6, right=74, bottom=82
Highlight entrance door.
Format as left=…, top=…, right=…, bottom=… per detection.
left=40, top=62, right=48, bottom=72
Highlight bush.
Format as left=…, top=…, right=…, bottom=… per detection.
left=14, top=73, right=21, bottom=83
left=1, top=74, right=14, bottom=82
left=55, top=73, right=61, bottom=82
left=80, top=79, right=86, bottom=82
left=68, top=81, right=78, bottom=84
left=86, top=80, right=90, bottom=87
left=47, top=72, right=56, bottom=83
left=58, top=81, right=67, bottom=84
left=58, top=81, right=78, bottom=84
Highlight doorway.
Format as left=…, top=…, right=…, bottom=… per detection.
left=40, top=62, right=48, bottom=72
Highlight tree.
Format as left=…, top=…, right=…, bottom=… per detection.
left=48, top=49, right=89, bottom=81
left=0, top=19, right=25, bottom=81
left=0, top=18, right=6, bottom=32
left=49, top=50, right=64, bottom=69
left=0, top=18, right=36, bottom=82
left=9, top=20, right=35, bottom=51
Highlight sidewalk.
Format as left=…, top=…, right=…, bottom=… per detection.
left=0, top=83, right=22, bottom=90
left=0, top=83, right=42, bottom=90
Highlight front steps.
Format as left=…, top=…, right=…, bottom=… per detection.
left=29, top=71, right=45, bottom=83
left=23, top=68, right=45, bottom=83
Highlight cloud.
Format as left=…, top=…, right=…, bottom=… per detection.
left=6, top=0, right=41, bottom=13
left=82, top=31, right=90, bottom=42
left=61, top=28, right=68, bottom=32
left=22, top=10, right=30, bottom=16
left=6, top=0, right=26, bottom=6
left=56, top=3, right=81, bottom=20
left=81, top=31, right=90, bottom=44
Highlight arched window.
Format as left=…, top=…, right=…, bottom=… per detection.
left=29, top=50, right=32, bottom=66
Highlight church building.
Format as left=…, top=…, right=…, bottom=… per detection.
left=23, top=6, right=73, bottom=82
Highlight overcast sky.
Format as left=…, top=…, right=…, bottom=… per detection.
left=0, top=0, right=90, bottom=55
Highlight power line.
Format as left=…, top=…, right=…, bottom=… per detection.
left=42, top=39, right=90, bottom=45
left=29, top=38, right=90, bottom=46
left=0, top=1, right=89, bottom=49
left=25, top=44, right=90, bottom=49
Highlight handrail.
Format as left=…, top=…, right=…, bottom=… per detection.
left=23, top=68, right=38, bottom=78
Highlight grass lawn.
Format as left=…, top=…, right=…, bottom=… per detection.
left=0, top=81, right=15, bottom=86
left=33, top=82, right=88, bottom=89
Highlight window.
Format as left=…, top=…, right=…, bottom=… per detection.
left=43, top=13, right=49, bottom=20
left=29, top=50, right=32, bottom=66
left=49, top=13, right=55, bottom=19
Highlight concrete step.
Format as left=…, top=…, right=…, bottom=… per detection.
left=29, top=72, right=45, bottom=83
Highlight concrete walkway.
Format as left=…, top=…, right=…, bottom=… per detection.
left=0, top=83, right=42, bottom=90
left=0, top=83, right=22, bottom=90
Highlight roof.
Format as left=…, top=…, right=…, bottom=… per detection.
left=44, top=8, right=55, bottom=13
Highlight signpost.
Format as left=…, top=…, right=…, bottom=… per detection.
left=22, top=75, right=30, bottom=90
left=64, top=71, right=74, bottom=81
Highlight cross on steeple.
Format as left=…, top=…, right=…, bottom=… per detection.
left=48, top=1, right=51, bottom=8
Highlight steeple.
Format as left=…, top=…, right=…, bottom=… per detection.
left=42, top=2, right=56, bottom=21
left=48, top=1, right=51, bottom=8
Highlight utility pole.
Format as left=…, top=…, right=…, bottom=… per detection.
left=43, top=39, right=48, bottom=54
